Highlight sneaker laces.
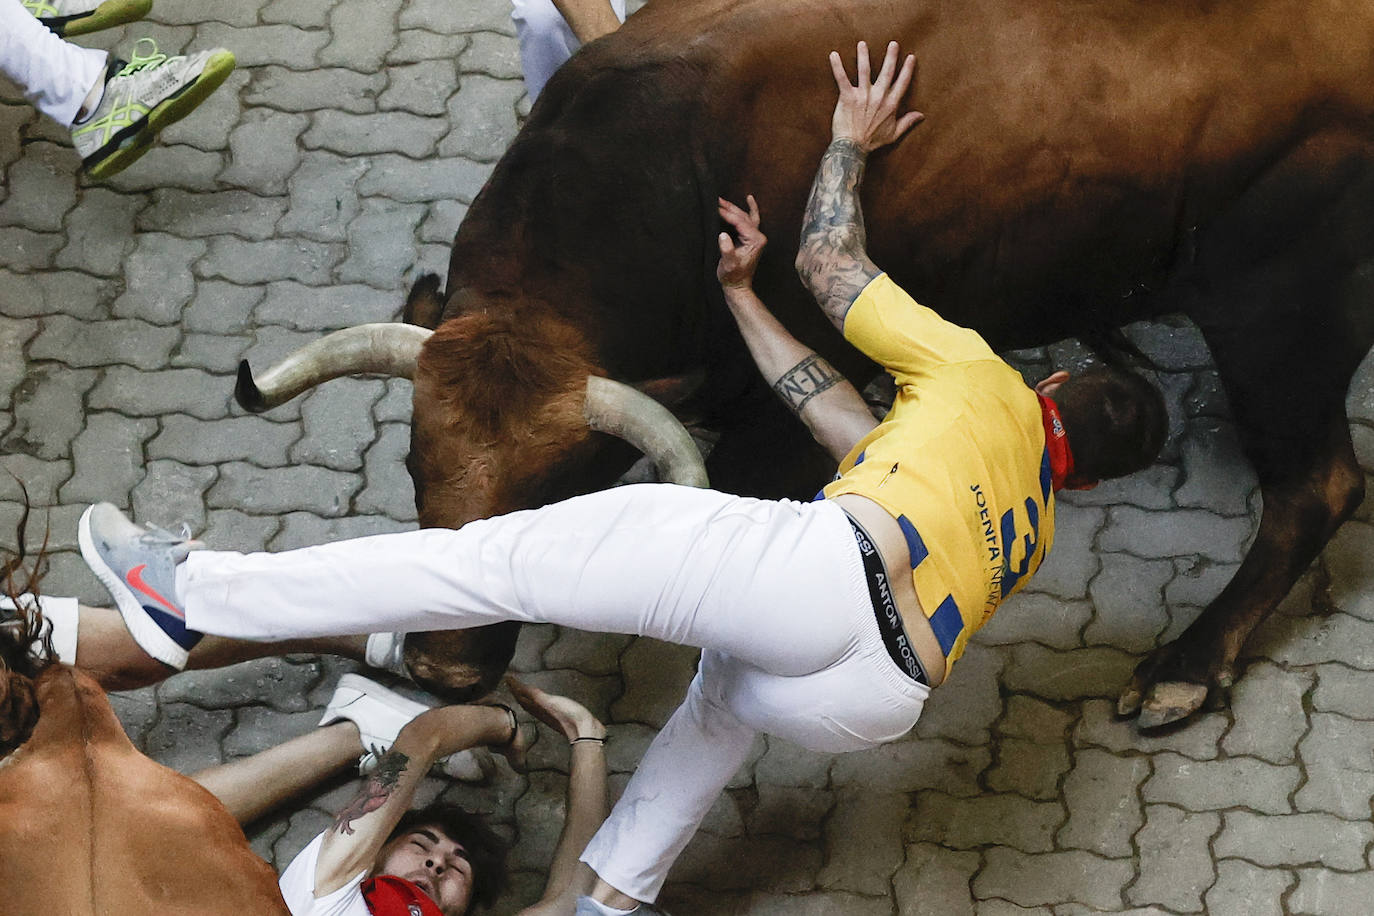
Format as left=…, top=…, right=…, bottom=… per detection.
left=117, top=38, right=171, bottom=76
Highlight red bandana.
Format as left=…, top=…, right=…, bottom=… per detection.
left=1038, top=395, right=1077, bottom=492
left=362, top=875, right=445, bottom=916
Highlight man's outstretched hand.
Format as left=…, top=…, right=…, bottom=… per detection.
left=716, top=194, right=767, bottom=290
left=829, top=40, right=924, bottom=153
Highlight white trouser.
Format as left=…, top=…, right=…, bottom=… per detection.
left=181, top=484, right=929, bottom=902
left=511, top=0, right=626, bottom=101
left=0, top=0, right=106, bottom=125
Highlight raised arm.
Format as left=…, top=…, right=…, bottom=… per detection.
left=510, top=679, right=610, bottom=916
left=550, top=0, right=621, bottom=43
left=796, top=40, right=924, bottom=331
left=718, top=195, right=878, bottom=461
left=313, top=703, right=515, bottom=895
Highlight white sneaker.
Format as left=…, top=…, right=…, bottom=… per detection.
left=72, top=39, right=235, bottom=180
left=319, top=673, right=490, bottom=783
left=23, top=0, right=150, bottom=37
left=364, top=631, right=409, bottom=678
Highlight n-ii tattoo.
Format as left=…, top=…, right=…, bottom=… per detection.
left=773, top=354, right=842, bottom=414
left=796, top=138, right=880, bottom=328
left=333, top=750, right=409, bottom=835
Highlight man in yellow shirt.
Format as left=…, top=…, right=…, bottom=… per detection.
left=75, top=41, right=1165, bottom=916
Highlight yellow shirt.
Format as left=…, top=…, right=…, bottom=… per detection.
left=821, top=274, right=1054, bottom=665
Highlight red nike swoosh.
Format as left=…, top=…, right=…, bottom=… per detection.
left=126, top=564, right=184, bottom=620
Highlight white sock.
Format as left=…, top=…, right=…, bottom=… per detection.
left=575, top=897, right=639, bottom=916
left=1, top=595, right=79, bottom=665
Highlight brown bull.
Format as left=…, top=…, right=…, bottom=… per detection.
left=242, top=0, right=1374, bottom=726
left=0, top=662, right=290, bottom=914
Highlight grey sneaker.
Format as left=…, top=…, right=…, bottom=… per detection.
left=320, top=674, right=492, bottom=783
left=23, top=0, right=150, bottom=37
left=575, top=898, right=671, bottom=915
left=77, top=502, right=202, bottom=669
left=71, top=39, right=235, bottom=180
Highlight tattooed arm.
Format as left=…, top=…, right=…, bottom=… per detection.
left=313, top=704, right=514, bottom=896
left=796, top=40, right=924, bottom=331
left=718, top=196, right=878, bottom=461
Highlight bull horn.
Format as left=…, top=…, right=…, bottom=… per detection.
left=236, top=323, right=434, bottom=412
left=585, top=375, right=709, bottom=488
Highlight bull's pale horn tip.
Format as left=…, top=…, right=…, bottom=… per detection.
left=234, top=360, right=268, bottom=413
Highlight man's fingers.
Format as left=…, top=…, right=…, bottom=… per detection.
left=895, top=110, right=925, bottom=138
left=855, top=40, right=870, bottom=91
left=873, top=40, right=899, bottom=94
left=891, top=52, right=917, bottom=100
left=746, top=193, right=760, bottom=223
left=828, top=50, right=851, bottom=90
left=718, top=231, right=734, bottom=256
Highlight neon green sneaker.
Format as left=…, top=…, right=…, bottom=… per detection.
left=71, top=39, right=235, bottom=181
left=22, top=0, right=151, bottom=37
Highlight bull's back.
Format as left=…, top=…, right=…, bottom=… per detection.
left=0, top=667, right=290, bottom=916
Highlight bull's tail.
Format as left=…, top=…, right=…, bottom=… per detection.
left=404, top=273, right=447, bottom=329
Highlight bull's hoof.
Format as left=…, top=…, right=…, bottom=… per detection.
left=1134, top=681, right=1210, bottom=730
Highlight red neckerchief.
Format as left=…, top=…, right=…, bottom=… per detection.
left=362, top=875, right=445, bottom=916
left=1037, top=395, right=1077, bottom=492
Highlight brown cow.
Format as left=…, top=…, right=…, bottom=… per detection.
left=0, top=602, right=291, bottom=914
left=240, top=0, right=1374, bottom=726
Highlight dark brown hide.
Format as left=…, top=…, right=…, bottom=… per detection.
left=0, top=666, right=291, bottom=915
left=408, top=0, right=1374, bottom=719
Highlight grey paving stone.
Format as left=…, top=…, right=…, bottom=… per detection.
left=5, top=501, right=83, bottom=551
left=0, top=269, right=112, bottom=320
left=1311, top=662, right=1374, bottom=718
left=379, top=60, right=459, bottom=116
left=272, top=511, right=411, bottom=550
left=1154, top=371, right=1192, bottom=463
left=140, top=189, right=287, bottom=240
left=1054, top=465, right=1179, bottom=511
left=292, top=378, right=385, bottom=470
left=542, top=627, right=633, bottom=677
left=374, top=378, right=414, bottom=423
left=1175, top=417, right=1257, bottom=516
left=358, top=154, right=492, bottom=203
left=891, top=842, right=979, bottom=916
left=59, top=412, right=158, bottom=507
left=337, top=198, right=426, bottom=287
left=353, top=421, right=417, bottom=519
left=150, top=414, right=298, bottom=465
left=1075, top=698, right=1227, bottom=759
left=1143, top=752, right=1299, bottom=814
left=204, top=506, right=282, bottom=552
left=832, top=737, right=991, bottom=796
left=974, top=848, right=1133, bottom=910
left=143, top=701, right=233, bottom=772
left=219, top=108, right=310, bottom=195
left=749, top=784, right=830, bottom=841
left=999, top=695, right=1076, bottom=740
left=1203, top=859, right=1292, bottom=916
left=55, top=187, right=142, bottom=276
left=1248, top=608, right=1374, bottom=670
left=320, top=0, right=402, bottom=70
left=1185, top=367, right=1231, bottom=418
left=912, top=641, right=1005, bottom=745
left=1214, top=810, right=1372, bottom=871
left=1290, top=869, right=1374, bottom=915
left=672, top=833, right=822, bottom=894
left=739, top=891, right=892, bottom=916
left=199, top=235, right=342, bottom=285
left=1127, top=804, right=1218, bottom=912
left=4, top=365, right=99, bottom=460
left=0, top=226, right=63, bottom=269
left=207, top=461, right=360, bottom=516
left=0, top=453, right=71, bottom=505
left=1020, top=503, right=1103, bottom=600
left=131, top=459, right=218, bottom=533
left=509, top=768, right=579, bottom=870
left=908, top=791, right=1064, bottom=853
left=419, top=198, right=467, bottom=245
left=304, top=109, right=449, bottom=159
left=1083, top=552, right=1175, bottom=651
left=989, top=736, right=1072, bottom=800
left=1125, top=320, right=1214, bottom=372
left=610, top=637, right=698, bottom=727
left=390, top=29, right=472, bottom=64
left=1165, top=554, right=1239, bottom=609
left=256, top=280, right=400, bottom=331
left=278, top=151, right=369, bottom=243
left=172, top=332, right=251, bottom=373
left=0, top=103, right=35, bottom=179
left=460, top=30, right=523, bottom=79
left=0, top=317, right=40, bottom=409
left=262, top=0, right=334, bottom=28
left=0, top=143, right=79, bottom=232
left=399, top=0, right=515, bottom=34
left=1057, top=747, right=1148, bottom=857
left=104, top=143, right=226, bottom=192
left=31, top=316, right=180, bottom=369
left=1000, top=644, right=1138, bottom=702
left=508, top=618, right=557, bottom=674
left=162, top=657, right=321, bottom=713
left=440, top=74, right=525, bottom=161
left=1295, top=712, right=1374, bottom=819
left=1099, top=505, right=1255, bottom=564
left=148, top=0, right=257, bottom=26
left=108, top=686, right=159, bottom=749
left=978, top=592, right=1092, bottom=650
left=818, top=789, right=906, bottom=893
left=752, top=735, right=833, bottom=789
left=1322, top=520, right=1374, bottom=620
left=412, top=240, right=451, bottom=278
left=111, top=232, right=207, bottom=324
left=183, top=280, right=263, bottom=334
left=161, top=69, right=249, bottom=152
left=1220, top=661, right=1312, bottom=764
left=190, top=23, right=332, bottom=69
left=248, top=66, right=384, bottom=113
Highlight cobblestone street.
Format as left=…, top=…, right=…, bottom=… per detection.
left=5, top=3, right=1374, bottom=913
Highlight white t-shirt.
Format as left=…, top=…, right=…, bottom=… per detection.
left=278, top=832, right=372, bottom=916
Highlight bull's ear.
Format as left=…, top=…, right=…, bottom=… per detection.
left=633, top=370, right=707, bottom=408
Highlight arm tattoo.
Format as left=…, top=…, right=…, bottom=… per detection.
left=332, top=750, right=409, bottom=836
left=773, top=354, right=842, bottom=415
left=797, top=138, right=881, bottom=329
